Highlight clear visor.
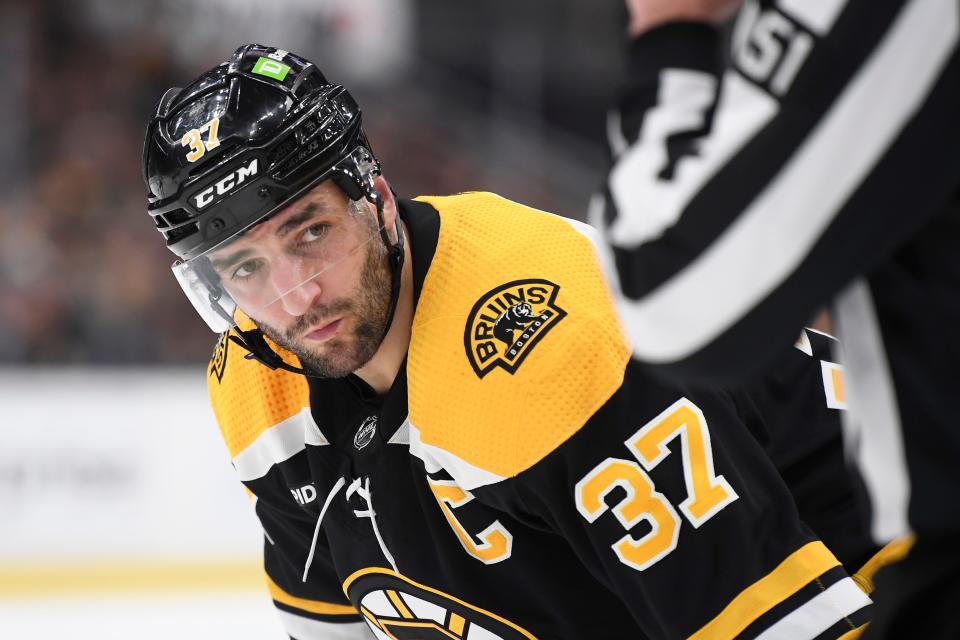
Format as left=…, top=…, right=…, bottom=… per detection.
left=173, top=203, right=384, bottom=332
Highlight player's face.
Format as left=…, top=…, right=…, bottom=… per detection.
left=208, top=181, right=393, bottom=377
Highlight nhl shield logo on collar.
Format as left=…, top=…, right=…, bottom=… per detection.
left=354, top=415, right=378, bottom=450
left=464, top=279, right=566, bottom=379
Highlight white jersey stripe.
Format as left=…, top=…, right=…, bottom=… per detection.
left=388, top=417, right=411, bottom=444
left=794, top=329, right=813, bottom=356
left=606, top=109, right=629, bottom=159
left=233, top=407, right=325, bottom=481
left=305, top=412, right=330, bottom=447
left=608, top=69, right=766, bottom=248
left=619, top=0, right=959, bottom=363
left=755, top=577, right=871, bottom=640
left=276, top=610, right=372, bottom=640
left=803, top=327, right=838, bottom=342
left=834, top=280, right=911, bottom=542
left=407, top=422, right=506, bottom=491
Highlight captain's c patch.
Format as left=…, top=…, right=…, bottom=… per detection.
left=464, top=279, right=566, bottom=378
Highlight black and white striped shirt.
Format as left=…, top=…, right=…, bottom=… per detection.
left=596, top=0, right=959, bottom=564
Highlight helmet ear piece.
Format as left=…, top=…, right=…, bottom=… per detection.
left=331, top=173, right=364, bottom=202
left=330, top=145, right=381, bottom=203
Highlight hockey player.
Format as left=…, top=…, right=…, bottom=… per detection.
left=143, top=45, right=873, bottom=639
left=593, top=1, right=960, bottom=636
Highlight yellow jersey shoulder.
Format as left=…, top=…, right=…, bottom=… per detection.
left=408, top=192, right=630, bottom=484
left=207, top=331, right=310, bottom=460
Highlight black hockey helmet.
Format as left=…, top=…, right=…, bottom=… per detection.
left=143, top=44, right=404, bottom=376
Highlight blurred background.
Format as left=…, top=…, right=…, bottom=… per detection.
left=0, top=0, right=626, bottom=637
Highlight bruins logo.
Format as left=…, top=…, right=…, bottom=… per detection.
left=345, top=568, right=536, bottom=639
left=464, top=279, right=566, bottom=378
left=209, top=331, right=230, bottom=383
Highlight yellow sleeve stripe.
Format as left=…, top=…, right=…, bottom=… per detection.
left=690, top=541, right=840, bottom=640
left=232, top=408, right=312, bottom=481
left=851, top=534, right=915, bottom=595
left=208, top=325, right=311, bottom=461
left=837, top=623, right=869, bottom=640
left=266, top=574, right=359, bottom=616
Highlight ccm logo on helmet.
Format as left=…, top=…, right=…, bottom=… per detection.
left=193, top=158, right=259, bottom=210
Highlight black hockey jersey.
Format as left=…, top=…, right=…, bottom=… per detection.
left=207, top=193, right=871, bottom=639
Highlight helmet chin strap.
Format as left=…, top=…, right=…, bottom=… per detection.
left=227, top=193, right=405, bottom=380
left=372, top=191, right=406, bottom=346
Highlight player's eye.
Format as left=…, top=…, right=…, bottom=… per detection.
left=232, top=258, right=263, bottom=281
left=301, top=223, right=328, bottom=243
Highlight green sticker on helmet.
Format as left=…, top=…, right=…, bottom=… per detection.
left=252, top=57, right=291, bottom=81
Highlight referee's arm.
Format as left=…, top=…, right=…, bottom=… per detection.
left=597, top=0, right=960, bottom=384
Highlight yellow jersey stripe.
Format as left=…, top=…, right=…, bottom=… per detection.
left=689, top=541, right=841, bottom=640
left=208, top=327, right=310, bottom=461
left=386, top=589, right=415, bottom=619
left=449, top=612, right=466, bottom=635
left=360, top=606, right=383, bottom=630
left=837, top=623, right=869, bottom=640
left=266, top=574, right=358, bottom=616
left=851, top=535, right=915, bottom=595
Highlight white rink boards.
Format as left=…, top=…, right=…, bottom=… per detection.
left=0, top=368, right=284, bottom=639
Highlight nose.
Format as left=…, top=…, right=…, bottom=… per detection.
left=278, top=278, right=322, bottom=316
left=269, top=257, right=322, bottom=316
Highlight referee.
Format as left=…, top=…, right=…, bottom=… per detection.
left=594, top=0, right=960, bottom=636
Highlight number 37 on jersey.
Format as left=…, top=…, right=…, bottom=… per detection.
left=575, top=398, right=738, bottom=571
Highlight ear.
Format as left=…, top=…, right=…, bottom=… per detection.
left=372, top=175, right=399, bottom=242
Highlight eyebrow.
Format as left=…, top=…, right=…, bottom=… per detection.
left=209, top=248, right=254, bottom=273
left=275, top=202, right=321, bottom=239
left=208, top=200, right=337, bottom=272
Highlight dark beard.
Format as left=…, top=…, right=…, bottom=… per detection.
left=256, top=239, right=393, bottom=378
